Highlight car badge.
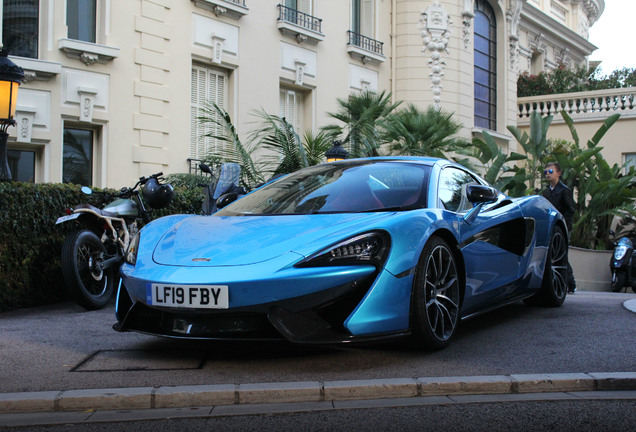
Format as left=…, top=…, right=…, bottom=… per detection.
left=192, top=258, right=211, bottom=262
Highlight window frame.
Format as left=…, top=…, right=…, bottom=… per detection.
left=190, top=64, right=228, bottom=161
left=62, top=126, right=95, bottom=186
left=1, top=0, right=40, bottom=59
left=473, top=0, right=497, bottom=131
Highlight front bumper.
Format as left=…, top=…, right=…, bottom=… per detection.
left=114, top=272, right=384, bottom=343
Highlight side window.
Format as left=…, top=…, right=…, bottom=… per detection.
left=438, top=168, right=479, bottom=213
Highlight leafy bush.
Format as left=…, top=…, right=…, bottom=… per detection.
left=518, top=65, right=636, bottom=97
left=0, top=182, right=203, bottom=311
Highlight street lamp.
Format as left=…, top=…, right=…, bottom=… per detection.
left=325, top=140, right=349, bottom=162
left=0, top=48, right=24, bottom=182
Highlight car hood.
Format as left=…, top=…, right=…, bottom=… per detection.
left=152, top=213, right=394, bottom=267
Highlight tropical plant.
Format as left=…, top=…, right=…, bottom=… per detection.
left=382, top=104, right=470, bottom=161
left=506, top=110, right=553, bottom=193
left=197, top=102, right=266, bottom=189
left=323, top=90, right=401, bottom=158
left=553, top=111, right=636, bottom=250
left=471, top=130, right=528, bottom=197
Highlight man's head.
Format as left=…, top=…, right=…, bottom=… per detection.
left=544, top=162, right=561, bottom=186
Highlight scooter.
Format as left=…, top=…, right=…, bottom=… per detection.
left=199, top=162, right=246, bottom=214
left=609, top=231, right=636, bottom=293
left=56, top=173, right=173, bottom=309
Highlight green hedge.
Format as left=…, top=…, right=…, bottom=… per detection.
left=0, top=182, right=203, bottom=312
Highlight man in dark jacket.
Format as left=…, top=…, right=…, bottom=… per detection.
left=542, top=162, right=576, bottom=293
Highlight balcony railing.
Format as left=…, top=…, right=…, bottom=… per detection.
left=277, top=4, right=322, bottom=34
left=518, top=88, right=636, bottom=120
left=347, top=30, right=384, bottom=56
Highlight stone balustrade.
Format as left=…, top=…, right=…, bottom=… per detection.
left=517, top=87, right=636, bottom=121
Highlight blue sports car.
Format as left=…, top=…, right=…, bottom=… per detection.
left=114, top=157, right=569, bottom=349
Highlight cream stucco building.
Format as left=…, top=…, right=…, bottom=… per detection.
left=1, top=0, right=609, bottom=187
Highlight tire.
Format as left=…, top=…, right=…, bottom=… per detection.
left=527, top=225, right=568, bottom=307
left=611, top=271, right=627, bottom=293
left=61, top=230, right=114, bottom=310
left=411, top=236, right=461, bottom=350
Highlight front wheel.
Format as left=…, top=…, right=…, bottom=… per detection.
left=527, top=225, right=568, bottom=307
left=411, top=236, right=461, bottom=350
left=611, top=271, right=627, bottom=292
left=61, top=230, right=114, bottom=310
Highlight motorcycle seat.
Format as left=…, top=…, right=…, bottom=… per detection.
left=75, top=203, right=118, bottom=218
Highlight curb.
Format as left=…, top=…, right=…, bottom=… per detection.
left=1, top=372, right=635, bottom=414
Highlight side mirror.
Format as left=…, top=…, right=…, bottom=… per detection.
left=199, top=163, right=213, bottom=175
left=466, top=184, right=498, bottom=204
left=216, top=192, right=238, bottom=209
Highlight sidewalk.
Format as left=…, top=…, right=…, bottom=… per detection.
left=1, top=372, right=635, bottom=415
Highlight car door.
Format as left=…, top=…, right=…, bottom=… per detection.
left=437, top=167, right=524, bottom=314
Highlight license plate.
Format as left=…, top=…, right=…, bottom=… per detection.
left=56, top=213, right=80, bottom=224
left=149, top=284, right=229, bottom=309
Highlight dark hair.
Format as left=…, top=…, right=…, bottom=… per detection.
left=545, top=162, right=561, bottom=172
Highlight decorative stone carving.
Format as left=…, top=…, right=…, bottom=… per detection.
left=80, top=52, right=99, bottom=66
left=420, top=1, right=452, bottom=108
left=77, top=87, right=98, bottom=123
left=211, top=34, right=225, bottom=64
left=461, top=0, right=475, bottom=49
left=294, top=59, right=306, bottom=86
left=213, top=5, right=227, bottom=16
left=507, top=0, right=526, bottom=71
left=15, top=106, right=36, bottom=144
left=556, top=47, right=571, bottom=67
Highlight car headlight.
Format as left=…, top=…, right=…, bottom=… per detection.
left=125, top=232, right=140, bottom=265
left=614, top=245, right=628, bottom=261
left=296, top=231, right=390, bottom=268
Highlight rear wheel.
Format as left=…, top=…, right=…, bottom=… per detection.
left=61, top=230, right=114, bottom=310
left=526, top=226, right=568, bottom=307
left=411, top=236, right=461, bottom=350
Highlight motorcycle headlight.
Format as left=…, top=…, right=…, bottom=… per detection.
left=614, top=245, right=628, bottom=261
left=296, top=231, right=390, bottom=268
left=125, top=232, right=140, bottom=265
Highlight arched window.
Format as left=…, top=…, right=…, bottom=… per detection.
left=474, top=0, right=497, bottom=130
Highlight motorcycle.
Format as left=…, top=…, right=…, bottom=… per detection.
left=609, top=230, right=636, bottom=293
left=198, top=162, right=246, bottom=215
left=56, top=173, right=173, bottom=309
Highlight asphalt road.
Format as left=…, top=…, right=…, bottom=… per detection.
left=0, top=291, right=634, bottom=394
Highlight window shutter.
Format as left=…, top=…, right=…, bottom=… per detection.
left=298, top=0, right=311, bottom=13
left=360, top=0, right=374, bottom=37
left=190, top=66, right=227, bottom=159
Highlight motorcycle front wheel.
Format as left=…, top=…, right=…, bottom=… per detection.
left=611, top=271, right=627, bottom=293
left=61, top=230, right=114, bottom=310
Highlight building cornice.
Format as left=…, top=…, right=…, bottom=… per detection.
left=520, top=3, right=597, bottom=57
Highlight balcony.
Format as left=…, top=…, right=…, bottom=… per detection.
left=277, top=4, right=324, bottom=44
left=192, top=0, right=249, bottom=20
left=517, top=88, right=636, bottom=123
left=347, top=30, right=385, bottom=65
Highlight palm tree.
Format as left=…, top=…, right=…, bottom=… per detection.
left=197, top=102, right=265, bottom=188
left=383, top=105, right=470, bottom=160
left=323, top=90, right=401, bottom=158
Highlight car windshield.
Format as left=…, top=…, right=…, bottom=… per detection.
left=216, top=160, right=431, bottom=216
